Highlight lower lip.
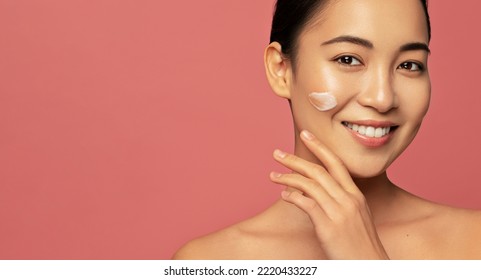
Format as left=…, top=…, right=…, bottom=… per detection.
left=344, top=125, right=394, bottom=148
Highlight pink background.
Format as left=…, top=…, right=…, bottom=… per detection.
left=1, top=0, right=480, bottom=259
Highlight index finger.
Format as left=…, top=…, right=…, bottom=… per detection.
left=300, top=130, right=358, bottom=193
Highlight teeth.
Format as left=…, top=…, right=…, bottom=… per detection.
left=358, top=126, right=366, bottom=135
left=343, top=122, right=392, bottom=138
left=365, top=127, right=375, bottom=137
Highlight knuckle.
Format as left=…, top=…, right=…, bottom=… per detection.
left=293, top=193, right=318, bottom=212
left=306, top=179, right=319, bottom=190
left=285, top=153, right=297, bottom=162
left=343, top=199, right=359, bottom=214
left=350, top=192, right=367, bottom=208
left=304, top=198, right=319, bottom=212
left=336, top=195, right=363, bottom=217
left=356, top=193, right=368, bottom=205
left=311, top=165, right=327, bottom=177
left=344, top=198, right=368, bottom=220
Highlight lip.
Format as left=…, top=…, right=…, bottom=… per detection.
left=342, top=120, right=398, bottom=148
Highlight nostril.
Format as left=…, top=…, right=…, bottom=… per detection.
left=357, top=86, right=398, bottom=113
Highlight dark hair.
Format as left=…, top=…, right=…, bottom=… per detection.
left=269, top=0, right=431, bottom=70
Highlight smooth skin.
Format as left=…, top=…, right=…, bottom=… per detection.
left=270, top=130, right=389, bottom=259
left=174, top=0, right=481, bottom=259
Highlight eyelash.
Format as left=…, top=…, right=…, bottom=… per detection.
left=335, top=55, right=362, bottom=67
left=398, top=61, right=425, bottom=72
left=335, top=55, right=425, bottom=72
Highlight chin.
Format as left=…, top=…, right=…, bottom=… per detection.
left=345, top=161, right=389, bottom=179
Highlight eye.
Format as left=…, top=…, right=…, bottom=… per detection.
left=398, top=61, right=424, bottom=72
left=336, top=55, right=362, bottom=66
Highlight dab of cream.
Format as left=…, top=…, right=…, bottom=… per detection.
left=308, top=92, right=337, bottom=112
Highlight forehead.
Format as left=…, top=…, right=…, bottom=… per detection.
left=300, top=0, right=429, bottom=48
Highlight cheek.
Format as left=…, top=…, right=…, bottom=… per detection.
left=400, top=78, right=431, bottom=123
left=308, top=92, right=337, bottom=112
left=300, top=66, right=363, bottom=113
left=291, top=65, right=363, bottom=131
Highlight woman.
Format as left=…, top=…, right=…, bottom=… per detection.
left=174, top=0, right=481, bottom=259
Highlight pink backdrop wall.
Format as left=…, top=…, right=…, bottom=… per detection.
left=1, top=0, right=480, bottom=259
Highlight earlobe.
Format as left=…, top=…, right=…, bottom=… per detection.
left=264, top=42, right=292, bottom=99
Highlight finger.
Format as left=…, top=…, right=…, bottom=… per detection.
left=270, top=172, right=339, bottom=211
left=300, top=130, right=358, bottom=193
left=272, top=149, right=343, bottom=198
left=281, top=190, right=331, bottom=226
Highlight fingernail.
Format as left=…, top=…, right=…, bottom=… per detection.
left=301, top=130, right=314, bottom=140
left=270, top=171, right=282, bottom=178
left=281, top=190, right=290, bottom=199
left=274, top=149, right=287, bottom=159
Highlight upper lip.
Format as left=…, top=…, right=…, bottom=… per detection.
left=342, top=120, right=398, bottom=128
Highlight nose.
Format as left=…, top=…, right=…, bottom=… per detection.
left=357, top=67, right=398, bottom=113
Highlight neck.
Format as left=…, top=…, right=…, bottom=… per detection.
left=352, top=173, right=398, bottom=224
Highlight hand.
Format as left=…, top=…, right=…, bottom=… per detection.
left=269, top=130, right=389, bottom=259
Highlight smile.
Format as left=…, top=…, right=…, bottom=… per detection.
left=342, top=121, right=391, bottom=138
left=341, top=121, right=399, bottom=148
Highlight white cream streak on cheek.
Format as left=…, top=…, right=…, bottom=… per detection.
left=308, top=92, right=337, bottom=111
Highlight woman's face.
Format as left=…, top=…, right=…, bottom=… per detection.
left=287, top=0, right=431, bottom=178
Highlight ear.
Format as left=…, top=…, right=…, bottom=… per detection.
left=264, top=42, right=292, bottom=99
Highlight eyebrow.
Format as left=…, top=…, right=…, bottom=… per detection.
left=321, top=35, right=431, bottom=54
left=322, top=35, right=374, bottom=48
left=399, top=42, right=431, bottom=54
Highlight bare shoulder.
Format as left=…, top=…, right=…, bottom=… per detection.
left=380, top=190, right=481, bottom=259
left=172, top=201, right=321, bottom=260
left=172, top=207, right=278, bottom=260
left=433, top=203, right=481, bottom=232
left=427, top=203, right=481, bottom=258
left=172, top=224, right=246, bottom=260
